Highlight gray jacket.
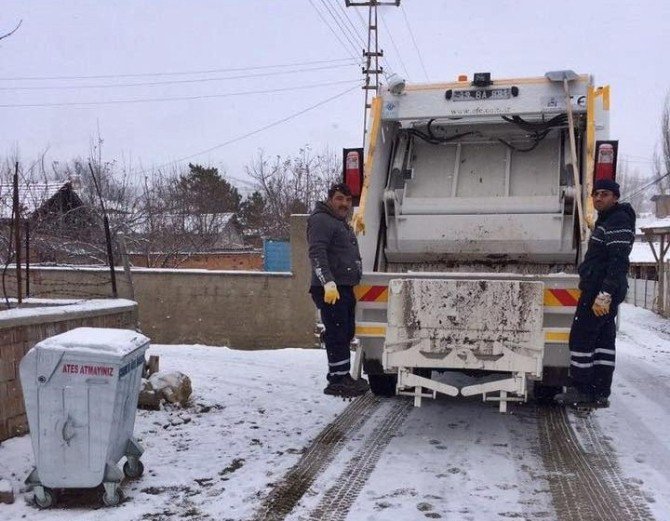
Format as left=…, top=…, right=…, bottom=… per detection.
left=307, top=201, right=362, bottom=287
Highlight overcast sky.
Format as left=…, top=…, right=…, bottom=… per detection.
left=1, top=0, right=668, bottom=191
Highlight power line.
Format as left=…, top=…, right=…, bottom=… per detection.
left=0, top=63, right=358, bottom=91
left=324, top=0, right=367, bottom=54
left=379, top=11, right=410, bottom=80
left=621, top=171, right=670, bottom=202
left=137, top=84, right=361, bottom=176
left=400, top=4, right=429, bottom=82
left=308, top=0, right=361, bottom=61
left=332, top=0, right=368, bottom=49
left=318, top=0, right=367, bottom=60
left=0, top=78, right=361, bottom=108
left=0, top=57, right=357, bottom=82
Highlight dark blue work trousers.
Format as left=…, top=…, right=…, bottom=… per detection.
left=568, top=290, right=618, bottom=398
left=310, top=285, right=356, bottom=382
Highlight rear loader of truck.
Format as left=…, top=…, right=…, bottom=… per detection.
left=345, top=71, right=616, bottom=411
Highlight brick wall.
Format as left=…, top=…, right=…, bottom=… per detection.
left=128, top=251, right=264, bottom=270
left=0, top=300, right=137, bottom=442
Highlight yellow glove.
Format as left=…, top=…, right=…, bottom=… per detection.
left=324, top=281, right=340, bottom=305
left=592, top=292, right=612, bottom=317
left=351, top=210, right=365, bottom=235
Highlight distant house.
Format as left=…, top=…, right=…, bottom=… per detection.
left=124, top=211, right=261, bottom=269
left=0, top=180, right=101, bottom=263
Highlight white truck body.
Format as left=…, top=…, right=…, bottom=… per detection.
left=350, top=72, right=611, bottom=410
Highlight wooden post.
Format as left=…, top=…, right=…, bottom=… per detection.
left=118, top=234, right=135, bottom=301
left=659, top=235, right=666, bottom=315
left=12, top=163, right=22, bottom=304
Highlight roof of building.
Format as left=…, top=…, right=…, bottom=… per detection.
left=0, top=181, right=72, bottom=220
left=630, top=241, right=659, bottom=264
left=635, top=213, right=670, bottom=235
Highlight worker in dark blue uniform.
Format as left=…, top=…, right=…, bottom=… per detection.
left=557, top=179, right=636, bottom=409
left=307, top=183, right=369, bottom=398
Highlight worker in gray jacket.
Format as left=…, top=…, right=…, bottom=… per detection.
left=307, top=183, right=369, bottom=398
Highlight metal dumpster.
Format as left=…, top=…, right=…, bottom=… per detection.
left=19, top=327, right=149, bottom=508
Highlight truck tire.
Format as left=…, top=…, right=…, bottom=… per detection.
left=368, top=373, right=397, bottom=397
left=532, top=384, right=562, bottom=404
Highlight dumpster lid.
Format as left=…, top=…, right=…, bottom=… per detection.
left=37, top=327, right=149, bottom=356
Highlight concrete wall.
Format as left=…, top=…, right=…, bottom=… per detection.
left=4, top=215, right=315, bottom=349
left=0, top=299, right=138, bottom=442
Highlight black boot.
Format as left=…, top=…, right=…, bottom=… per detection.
left=554, top=387, right=597, bottom=408
left=324, top=374, right=370, bottom=398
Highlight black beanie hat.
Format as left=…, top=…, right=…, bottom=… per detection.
left=593, top=179, right=620, bottom=198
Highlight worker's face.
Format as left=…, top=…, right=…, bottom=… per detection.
left=328, top=191, right=353, bottom=219
left=592, top=189, right=618, bottom=212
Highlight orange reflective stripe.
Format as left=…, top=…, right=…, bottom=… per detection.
left=355, top=285, right=389, bottom=302
left=356, top=286, right=579, bottom=306
left=543, top=289, right=580, bottom=307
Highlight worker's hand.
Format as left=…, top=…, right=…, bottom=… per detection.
left=324, top=281, right=340, bottom=305
left=592, top=292, right=612, bottom=317
left=351, top=211, right=365, bottom=235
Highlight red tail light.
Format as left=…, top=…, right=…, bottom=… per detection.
left=595, top=143, right=615, bottom=181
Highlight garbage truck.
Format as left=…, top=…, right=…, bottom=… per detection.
left=344, top=71, right=616, bottom=411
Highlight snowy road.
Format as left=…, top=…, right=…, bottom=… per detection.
left=0, top=304, right=668, bottom=520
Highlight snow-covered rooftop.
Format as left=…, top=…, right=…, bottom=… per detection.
left=630, top=241, right=659, bottom=264
left=0, top=182, right=70, bottom=220
left=636, top=213, right=670, bottom=235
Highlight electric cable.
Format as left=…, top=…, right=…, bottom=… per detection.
left=318, top=0, right=364, bottom=58
left=0, top=78, right=361, bottom=108
left=332, top=0, right=369, bottom=50
left=323, top=0, right=367, bottom=54
left=400, top=4, right=429, bottom=82
left=308, top=0, right=361, bottom=61
left=501, top=114, right=567, bottom=132
left=136, top=84, right=361, bottom=176
left=621, top=171, right=670, bottom=202
left=0, top=57, right=357, bottom=81
left=0, top=63, right=358, bottom=91
left=379, top=11, right=411, bottom=80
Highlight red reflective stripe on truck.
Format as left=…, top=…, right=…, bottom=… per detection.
left=355, top=285, right=388, bottom=302
left=544, top=289, right=580, bottom=307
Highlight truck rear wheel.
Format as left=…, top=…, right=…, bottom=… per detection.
left=368, top=373, right=397, bottom=397
left=532, top=384, right=563, bottom=404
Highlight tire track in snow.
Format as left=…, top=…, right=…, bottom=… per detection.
left=571, top=412, right=655, bottom=521
left=306, top=399, right=412, bottom=521
left=252, top=393, right=380, bottom=521
left=538, top=405, right=655, bottom=521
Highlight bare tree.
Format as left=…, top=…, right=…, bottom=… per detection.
left=244, top=146, right=340, bottom=238
left=617, top=158, right=651, bottom=213
left=652, top=94, right=670, bottom=195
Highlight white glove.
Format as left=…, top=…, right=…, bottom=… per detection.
left=324, top=281, right=340, bottom=305
left=592, top=292, right=612, bottom=317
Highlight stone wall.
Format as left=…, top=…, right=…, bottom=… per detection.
left=0, top=299, right=138, bottom=442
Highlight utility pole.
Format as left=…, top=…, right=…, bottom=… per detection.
left=345, top=0, right=400, bottom=148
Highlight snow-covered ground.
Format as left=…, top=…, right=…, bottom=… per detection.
left=0, top=303, right=668, bottom=520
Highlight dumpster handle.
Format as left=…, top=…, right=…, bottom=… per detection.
left=61, top=416, right=75, bottom=444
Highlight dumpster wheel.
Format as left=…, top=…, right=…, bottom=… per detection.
left=123, top=459, right=144, bottom=479
left=34, top=486, right=56, bottom=509
left=102, top=484, right=122, bottom=507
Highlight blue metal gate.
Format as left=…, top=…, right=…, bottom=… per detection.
left=263, top=240, right=291, bottom=272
